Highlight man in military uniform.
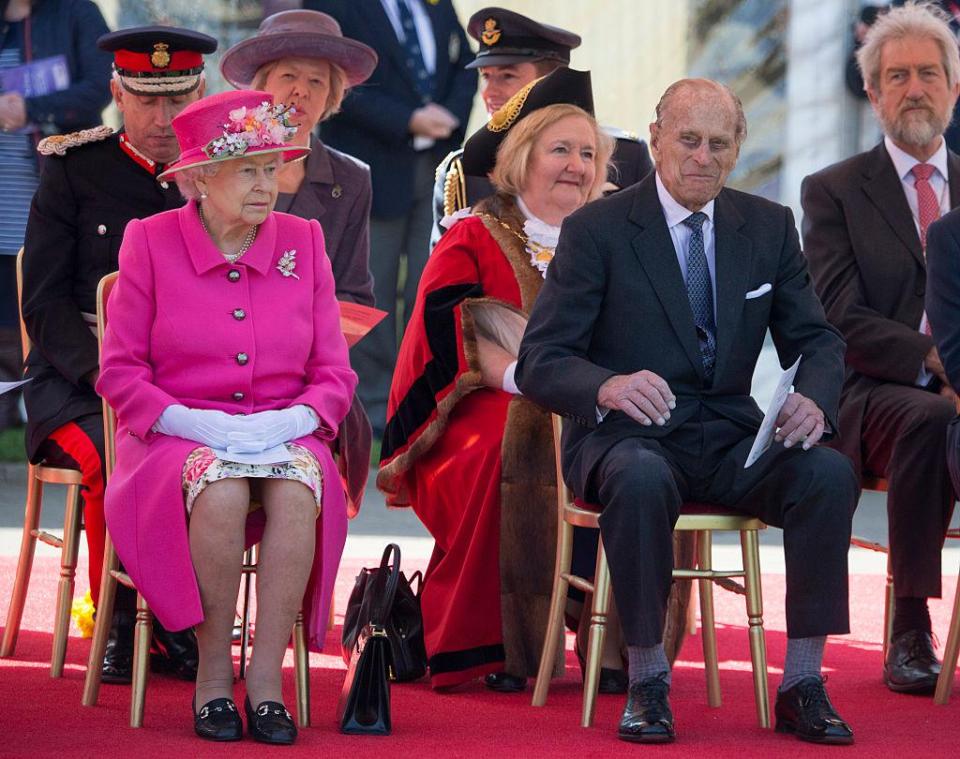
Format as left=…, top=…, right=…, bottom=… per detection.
left=20, top=26, right=217, bottom=684
left=431, top=7, right=654, bottom=246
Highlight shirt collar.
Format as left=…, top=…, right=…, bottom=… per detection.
left=884, top=135, right=948, bottom=183
left=655, top=171, right=715, bottom=229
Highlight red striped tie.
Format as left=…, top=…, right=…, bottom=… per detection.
left=912, top=162, right=940, bottom=249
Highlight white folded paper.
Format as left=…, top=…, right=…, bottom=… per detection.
left=211, top=444, right=293, bottom=466
left=0, top=378, right=30, bottom=395
left=744, top=355, right=801, bottom=469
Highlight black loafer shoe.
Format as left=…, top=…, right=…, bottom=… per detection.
left=245, top=696, right=297, bottom=745
left=101, top=610, right=134, bottom=684
left=193, top=696, right=242, bottom=742
left=484, top=671, right=527, bottom=692
left=151, top=623, right=199, bottom=681
left=575, top=645, right=628, bottom=695
left=618, top=673, right=675, bottom=744
left=775, top=676, right=854, bottom=745
left=884, top=630, right=941, bottom=694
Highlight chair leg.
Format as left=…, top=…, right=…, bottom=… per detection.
left=129, top=593, right=152, bottom=727
left=83, top=535, right=120, bottom=706
left=697, top=530, right=721, bottom=708
left=50, top=483, right=83, bottom=678
left=532, top=519, right=575, bottom=707
left=582, top=539, right=611, bottom=729
left=294, top=610, right=311, bottom=727
left=1, top=468, right=43, bottom=658
left=687, top=581, right=699, bottom=637
left=239, top=546, right=254, bottom=681
left=934, top=566, right=960, bottom=705
left=741, top=528, right=769, bottom=728
left=882, top=553, right=895, bottom=662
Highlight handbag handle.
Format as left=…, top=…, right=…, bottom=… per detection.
left=369, top=543, right=402, bottom=626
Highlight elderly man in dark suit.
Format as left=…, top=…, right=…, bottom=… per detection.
left=516, top=78, right=857, bottom=745
left=305, top=0, right=474, bottom=436
left=802, top=1, right=960, bottom=696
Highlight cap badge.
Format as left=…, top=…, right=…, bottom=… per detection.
left=481, top=19, right=502, bottom=46
left=151, top=43, right=171, bottom=69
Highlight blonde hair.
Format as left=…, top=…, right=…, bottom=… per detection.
left=857, top=1, right=960, bottom=91
left=490, top=104, right=613, bottom=201
left=251, top=59, right=348, bottom=123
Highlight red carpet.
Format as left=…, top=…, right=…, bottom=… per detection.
left=0, top=554, right=957, bottom=758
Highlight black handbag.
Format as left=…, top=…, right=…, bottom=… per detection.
left=342, top=543, right=427, bottom=683
left=337, top=544, right=401, bottom=735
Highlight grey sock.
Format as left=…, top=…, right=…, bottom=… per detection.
left=627, top=643, right=671, bottom=686
left=780, top=635, right=826, bottom=692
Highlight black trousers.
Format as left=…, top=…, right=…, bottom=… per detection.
left=861, top=383, right=956, bottom=598
left=588, top=408, right=858, bottom=647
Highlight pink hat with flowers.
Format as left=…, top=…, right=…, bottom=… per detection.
left=157, top=89, right=309, bottom=180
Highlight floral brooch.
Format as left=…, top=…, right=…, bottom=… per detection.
left=277, top=249, right=300, bottom=279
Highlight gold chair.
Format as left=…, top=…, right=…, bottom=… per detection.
left=0, top=249, right=85, bottom=677
left=935, top=563, right=960, bottom=704
left=532, top=415, right=769, bottom=729
left=81, top=272, right=311, bottom=727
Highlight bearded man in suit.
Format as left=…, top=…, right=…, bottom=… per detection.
left=516, top=78, right=857, bottom=745
left=802, top=1, right=959, bottom=696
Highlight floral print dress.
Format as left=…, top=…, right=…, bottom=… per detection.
left=182, top=443, right=323, bottom=516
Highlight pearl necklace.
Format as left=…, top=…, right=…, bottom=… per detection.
left=198, top=205, right=258, bottom=263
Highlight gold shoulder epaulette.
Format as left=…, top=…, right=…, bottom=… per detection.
left=38, top=125, right=115, bottom=157
left=443, top=156, right=467, bottom=218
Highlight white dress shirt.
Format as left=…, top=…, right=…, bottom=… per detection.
left=883, top=136, right=950, bottom=386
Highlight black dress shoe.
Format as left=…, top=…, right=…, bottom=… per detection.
left=193, top=696, right=242, bottom=742
left=245, top=695, right=297, bottom=745
left=775, top=677, right=854, bottom=744
left=884, top=630, right=941, bottom=694
left=484, top=671, right=527, bottom=692
left=575, top=644, right=628, bottom=695
left=617, top=674, right=675, bottom=744
left=101, top=609, right=134, bottom=684
left=151, top=623, right=199, bottom=681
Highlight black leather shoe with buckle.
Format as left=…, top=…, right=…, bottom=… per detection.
left=193, top=696, right=242, bottom=742
left=884, top=629, right=941, bottom=694
left=617, top=673, right=675, bottom=744
left=775, top=676, right=854, bottom=744
left=484, top=671, right=527, bottom=692
left=151, top=622, right=199, bottom=681
left=101, top=609, right=134, bottom=684
left=245, top=696, right=297, bottom=745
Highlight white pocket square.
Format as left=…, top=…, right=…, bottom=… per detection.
left=745, top=283, right=772, bottom=299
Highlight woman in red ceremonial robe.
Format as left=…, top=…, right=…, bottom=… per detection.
left=378, top=70, right=614, bottom=690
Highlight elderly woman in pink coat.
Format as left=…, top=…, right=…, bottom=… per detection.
left=96, top=89, right=356, bottom=745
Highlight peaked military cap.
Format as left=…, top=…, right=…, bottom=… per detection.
left=98, top=26, right=218, bottom=96
left=465, top=8, right=581, bottom=70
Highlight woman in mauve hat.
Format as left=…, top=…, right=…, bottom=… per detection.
left=97, top=89, right=356, bottom=745
left=220, top=9, right=378, bottom=517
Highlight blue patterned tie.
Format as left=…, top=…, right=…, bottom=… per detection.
left=682, top=212, right=716, bottom=380
left=396, top=0, right=433, bottom=103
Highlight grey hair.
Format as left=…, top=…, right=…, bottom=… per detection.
left=857, top=1, right=960, bottom=91
left=175, top=163, right=221, bottom=201
left=654, top=78, right=748, bottom=146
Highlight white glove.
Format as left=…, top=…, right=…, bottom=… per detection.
left=153, top=405, right=248, bottom=449
left=225, top=405, right=319, bottom=454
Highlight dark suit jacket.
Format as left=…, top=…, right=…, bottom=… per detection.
left=278, top=135, right=374, bottom=307
left=515, top=174, right=845, bottom=495
left=802, top=141, right=960, bottom=476
left=307, top=0, right=474, bottom=218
